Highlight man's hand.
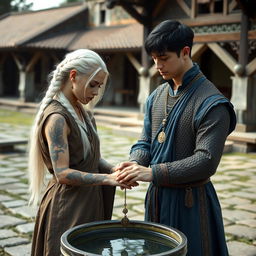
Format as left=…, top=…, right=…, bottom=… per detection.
left=116, top=162, right=153, bottom=185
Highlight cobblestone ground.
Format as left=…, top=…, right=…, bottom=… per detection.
left=0, top=123, right=255, bottom=256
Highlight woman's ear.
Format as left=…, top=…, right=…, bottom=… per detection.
left=69, top=69, right=77, bottom=82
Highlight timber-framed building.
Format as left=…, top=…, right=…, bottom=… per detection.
left=0, top=0, right=255, bottom=152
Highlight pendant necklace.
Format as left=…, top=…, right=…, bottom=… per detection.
left=157, top=72, right=203, bottom=143
left=157, top=87, right=171, bottom=144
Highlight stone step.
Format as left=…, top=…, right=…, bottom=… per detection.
left=95, top=114, right=143, bottom=127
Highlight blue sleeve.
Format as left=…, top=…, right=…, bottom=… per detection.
left=129, top=91, right=156, bottom=166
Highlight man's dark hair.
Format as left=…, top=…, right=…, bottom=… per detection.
left=145, top=20, right=194, bottom=57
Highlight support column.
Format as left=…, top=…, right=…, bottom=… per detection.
left=139, top=25, right=151, bottom=113
left=0, top=64, right=4, bottom=96
left=231, top=75, right=256, bottom=132
left=18, top=69, right=35, bottom=102
left=138, top=74, right=151, bottom=113
left=0, top=56, right=6, bottom=96
left=13, top=52, right=41, bottom=102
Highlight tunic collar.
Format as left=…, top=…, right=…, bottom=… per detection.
left=168, top=63, right=201, bottom=96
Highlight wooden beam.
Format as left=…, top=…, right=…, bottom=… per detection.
left=26, top=52, right=42, bottom=72
left=153, top=0, right=167, bottom=18
left=126, top=53, right=141, bottom=73
left=176, top=0, right=191, bottom=17
left=149, top=64, right=158, bottom=77
left=207, top=43, right=237, bottom=73
left=12, top=54, right=23, bottom=70
left=223, top=0, right=228, bottom=15
left=191, top=43, right=207, bottom=60
left=229, top=0, right=237, bottom=13
left=246, top=58, right=256, bottom=76
left=194, top=30, right=256, bottom=43
left=182, top=13, right=241, bottom=26
left=191, top=0, right=197, bottom=18
left=0, top=54, right=7, bottom=65
left=121, top=2, right=148, bottom=25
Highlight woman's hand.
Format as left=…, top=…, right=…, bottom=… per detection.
left=107, top=170, right=139, bottom=189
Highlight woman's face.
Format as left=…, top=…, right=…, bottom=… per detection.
left=71, top=69, right=107, bottom=104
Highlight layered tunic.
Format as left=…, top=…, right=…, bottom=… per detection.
left=130, top=64, right=236, bottom=256
left=31, top=101, right=115, bottom=256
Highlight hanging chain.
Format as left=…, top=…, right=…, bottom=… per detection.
left=121, top=188, right=129, bottom=225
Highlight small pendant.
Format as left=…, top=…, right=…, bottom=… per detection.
left=158, top=131, right=166, bottom=143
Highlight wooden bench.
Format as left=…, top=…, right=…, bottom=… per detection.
left=0, top=137, right=28, bottom=152
left=228, top=131, right=256, bottom=152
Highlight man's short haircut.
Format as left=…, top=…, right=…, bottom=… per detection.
left=145, top=20, right=194, bottom=57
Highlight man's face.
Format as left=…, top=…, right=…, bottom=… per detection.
left=151, top=50, right=184, bottom=80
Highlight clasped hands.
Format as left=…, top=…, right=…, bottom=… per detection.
left=112, top=162, right=153, bottom=190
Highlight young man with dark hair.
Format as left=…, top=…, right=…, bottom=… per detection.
left=116, top=20, right=236, bottom=256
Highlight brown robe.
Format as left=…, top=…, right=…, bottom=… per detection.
left=31, top=100, right=115, bottom=256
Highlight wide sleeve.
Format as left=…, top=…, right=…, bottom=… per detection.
left=151, top=104, right=231, bottom=185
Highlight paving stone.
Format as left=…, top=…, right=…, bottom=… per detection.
left=230, top=191, right=256, bottom=200
left=0, top=160, right=12, bottom=166
left=0, top=183, right=27, bottom=190
left=214, top=183, right=237, bottom=191
left=0, top=166, right=15, bottom=172
left=9, top=205, right=37, bottom=219
left=232, top=180, right=253, bottom=187
left=1, top=124, right=256, bottom=255
left=0, top=215, right=26, bottom=228
left=221, top=196, right=251, bottom=205
left=225, top=225, right=256, bottom=240
left=219, top=193, right=233, bottom=199
left=4, top=243, right=31, bottom=256
left=227, top=241, right=256, bottom=256
left=246, top=180, right=256, bottom=186
left=132, top=204, right=145, bottom=214
left=235, top=204, right=256, bottom=213
left=0, top=229, right=18, bottom=239
left=236, top=219, right=256, bottom=228
left=16, top=223, right=34, bottom=233
left=113, top=197, right=126, bottom=208
left=0, top=170, right=25, bottom=177
left=223, top=219, right=232, bottom=226
left=0, top=177, right=18, bottom=185
left=0, top=237, right=29, bottom=248
left=127, top=191, right=146, bottom=200
left=223, top=155, right=249, bottom=160
left=6, top=188, right=29, bottom=195
left=0, top=194, right=14, bottom=202
left=222, top=209, right=256, bottom=222
left=211, top=175, right=236, bottom=182
left=2, top=200, right=27, bottom=208
left=244, top=187, right=256, bottom=194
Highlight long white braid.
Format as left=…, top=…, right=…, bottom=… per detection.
left=28, top=49, right=108, bottom=206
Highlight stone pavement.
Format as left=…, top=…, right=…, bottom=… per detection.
left=0, top=123, right=255, bottom=256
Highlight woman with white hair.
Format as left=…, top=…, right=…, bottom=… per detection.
left=28, top=49, right=132, bottom=256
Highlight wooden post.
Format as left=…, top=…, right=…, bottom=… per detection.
left=223, top=0, right=228, bottom=15
left=0, top=56, right=6, bottom=96
left=12, top=53, right=41, bottom=102
left=239, top=12, right=249, bottom=73
left=191, top=0, right=197, bottom=18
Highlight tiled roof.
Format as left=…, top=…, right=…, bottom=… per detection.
left=26, top=31, right=80, bottom=50
left=69, top=23, right=143, bottom=51
left=26, top=23, right=143, bottom=51
left=0, top=4, right=87, bottom=48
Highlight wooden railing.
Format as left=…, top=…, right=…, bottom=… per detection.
left=176, top=0, right=239, bottom=18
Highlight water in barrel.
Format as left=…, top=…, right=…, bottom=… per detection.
left=71, top=229, right=176, bottom=255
